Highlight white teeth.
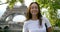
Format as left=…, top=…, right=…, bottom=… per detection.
left=32, top=12, right=36, bottom=15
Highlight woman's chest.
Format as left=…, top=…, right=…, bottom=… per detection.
left=27, top=22, right=46, bottom=32
left=27, top=21, right=46, bottom=30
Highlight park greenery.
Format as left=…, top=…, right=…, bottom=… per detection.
left=36, top=0, right=60, bottom=27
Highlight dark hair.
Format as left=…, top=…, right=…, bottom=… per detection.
left=26, top=2, right=42, bottom=26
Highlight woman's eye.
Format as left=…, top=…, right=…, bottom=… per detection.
left=31, top=7, right=34, bottom=9
left=31, top=6, right=38, bottom=9
left=35, top=7, right=38, bottom=9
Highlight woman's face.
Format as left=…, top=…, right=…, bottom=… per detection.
left=30, top=3, right=39, bottom=16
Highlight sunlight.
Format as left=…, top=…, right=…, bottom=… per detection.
left=41, top=8, right=48, bottom=17
left=24, top=0, right=33, bottom=7
left=41, top=8, right=48, bottom=12
left=57, top=9, right=60, bottom=19
left=13, top=15, right=26, bottom=22
left=15, top=1, right=21, bottom=6
left=0, top=0, right=6, bottom=4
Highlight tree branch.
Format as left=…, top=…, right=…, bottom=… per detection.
left=0, top=2, right=8, bottom=5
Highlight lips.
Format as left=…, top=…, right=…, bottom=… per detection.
left=31, top=10, right=38, bottom=15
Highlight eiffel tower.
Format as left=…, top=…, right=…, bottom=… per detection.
left=0, top=0, right=27, bottom=32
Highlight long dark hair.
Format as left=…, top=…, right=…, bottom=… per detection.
left=26, top=2, right=42, bottom=26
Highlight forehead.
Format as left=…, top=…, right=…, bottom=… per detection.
left=30, top=3, right=38, bottom=7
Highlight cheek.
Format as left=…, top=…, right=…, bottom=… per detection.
left=30, top=9, right=39, bottom=14
left=35, top=10, right=39, bottom=14
left=35, top=9, right=39, bottom=13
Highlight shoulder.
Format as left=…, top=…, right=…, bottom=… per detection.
left=42, top=17, right=51, bottom=28
left=42, top=16, right=50, bottom=24
left=23, top=20, right=31, bottom=25
left=42, top=17, right=48, bottom=20
left=42, top=17, right=49, bottom=22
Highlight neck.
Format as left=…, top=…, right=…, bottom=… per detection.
left=32, top=15, right=38, bottom=20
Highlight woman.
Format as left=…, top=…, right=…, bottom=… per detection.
left=22, top=2, right=52, bottom=32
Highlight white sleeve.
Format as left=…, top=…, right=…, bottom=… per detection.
left=44, top=17, right=51, bottom=28
left=22, top=22, right=28, bottom=32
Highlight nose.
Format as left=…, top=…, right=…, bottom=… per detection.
left=33, top=8, right=37, bottom=11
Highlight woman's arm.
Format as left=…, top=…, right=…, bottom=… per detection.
left=22, top=22, right=29, bottom=32
left=44, top=17, right=52, bottom=32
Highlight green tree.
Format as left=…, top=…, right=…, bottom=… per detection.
left=35, top=0, right=60, bottom=27
left=0, top=0, right=23, bottom=8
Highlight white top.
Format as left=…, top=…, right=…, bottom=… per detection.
left=22, top=17, right=51, bottom=32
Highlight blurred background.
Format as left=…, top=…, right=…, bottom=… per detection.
left=0, top=0, right=60, bottom=32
